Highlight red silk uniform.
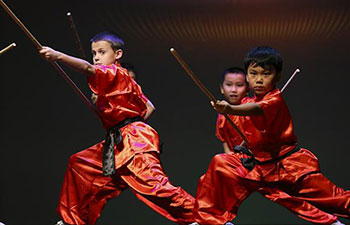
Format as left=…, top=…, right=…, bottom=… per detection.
left=194, top=89, right=350, bottom=225
left=215, top=113, right=338, bottom=224
left=57, top=64, right=194, bottom=225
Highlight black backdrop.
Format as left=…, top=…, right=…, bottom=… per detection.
left=1, top=0, right=350, bottom=224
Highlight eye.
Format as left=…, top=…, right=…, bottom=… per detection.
left=237, top=83, right=244, bottom=87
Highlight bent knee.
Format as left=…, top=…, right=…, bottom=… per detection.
left=68, top=153, right=80, bottom=165
left=67, top=152, right=87, bottom=169
left=210, top=153, right=241, bottom=168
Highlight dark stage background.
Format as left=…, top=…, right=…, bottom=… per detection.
left=1, top=0, right=350, bottom=224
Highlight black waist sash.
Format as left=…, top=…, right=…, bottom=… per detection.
left=233, top=145, right=300, bottom=171
left=103, top=117, right=143, bottom=176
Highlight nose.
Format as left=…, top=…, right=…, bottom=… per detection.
left=232, top=85, right=238, bottom=92
left=93, top=56, right=99, bottom=64
left=256, top=75, right=263, bottom=84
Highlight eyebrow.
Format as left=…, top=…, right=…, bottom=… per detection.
left=262, top=65, right=273, bottom=71
left=248, top=67, right=272, bottom=72
left=92, top=47, right=105, bottom=51
left=262, top=68, right=273, bottom=73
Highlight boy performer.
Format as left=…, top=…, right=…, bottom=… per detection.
left=40, top=31, right=195, bottom=225
left=193, top=47, right=349, bottom=225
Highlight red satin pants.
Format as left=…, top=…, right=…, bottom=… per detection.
left=194, top=149, right=350, bottom=225
left=57, top=143, right=195, bottom=225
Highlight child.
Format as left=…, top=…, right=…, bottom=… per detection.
left=212, top=66, right=343, bottom=224
left=193, top=47, right=350, bottom=225
left=39, top=31, right=195, bottom=225
left=216, top=67, right=249, bottom=154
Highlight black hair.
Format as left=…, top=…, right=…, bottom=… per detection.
left=90, top=31, right=124, bottom=51
left=244, top=46, right=283, bottom=74
left=221, top=67, right=246, bottom=83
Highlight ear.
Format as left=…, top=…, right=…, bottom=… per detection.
left=246, top=75, right=250, bottom=83
left=115, top=49, right=123, bottom=60
left=220, top=85, right=224, bottom=94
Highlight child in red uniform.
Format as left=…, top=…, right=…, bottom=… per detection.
left=211, top=66, right=343, bottom=224
left=193, top=47, right=350, bottom=225
left=39, top=31, right=194, bottom=225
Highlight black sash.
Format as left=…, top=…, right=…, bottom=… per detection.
left=233, top=145, right=300, bottom=171
left=102, top=117, right=143, bottom=176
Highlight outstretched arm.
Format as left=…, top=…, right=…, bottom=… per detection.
left=39, top=47, right=95, bottom=76
left=212, top=100, right=263, bottom=116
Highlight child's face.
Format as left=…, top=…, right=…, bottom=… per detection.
left=246, top=63, right=280, bottom=97
left=91, top=40, right=122, bottom=65
left=220, top=73, right=247, bottom=105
